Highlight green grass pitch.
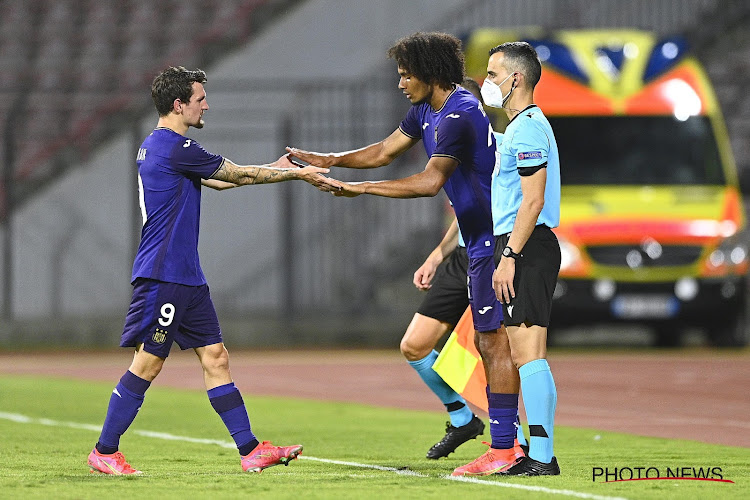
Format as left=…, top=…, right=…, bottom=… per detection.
left=0, top=375, right=746, bottom=499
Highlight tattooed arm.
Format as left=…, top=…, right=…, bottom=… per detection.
left=201, top=178, right=238, bottom=190
left=210, top=154, right=340, bottom=190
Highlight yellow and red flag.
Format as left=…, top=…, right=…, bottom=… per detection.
left=432, top=307, right=488, bottom=412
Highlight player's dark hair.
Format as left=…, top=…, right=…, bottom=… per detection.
left=387, top=32, right=465, bottom=90
left=461, top=77, right=484, bottom=104
left=151, top=66, right=207, bottom=116
left=489, top=42, right=542, bottom=88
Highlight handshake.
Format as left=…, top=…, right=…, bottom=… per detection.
left=282, top=146, right=364, bottom=197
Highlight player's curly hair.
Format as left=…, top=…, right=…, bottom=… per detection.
left=489, top=42, right=542, bottom=88
left=387, top=32, right=465, bottom=90
left=151, top=66, right=208, bottom=116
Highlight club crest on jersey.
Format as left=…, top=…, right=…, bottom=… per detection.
left=518, top=151, right=542, bottom=160
left=152, top=328, right=167, bottom=344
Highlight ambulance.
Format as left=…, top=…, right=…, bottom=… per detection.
left=465, top=29, right=748, bottom=346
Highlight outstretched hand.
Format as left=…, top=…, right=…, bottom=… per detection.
left=330, top=181, right=365, bottom=197
left=286, top=147, right=334, bottom=168
left=274, top=153, right=341, bottom=191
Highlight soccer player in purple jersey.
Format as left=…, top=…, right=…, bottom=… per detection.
left=288, top=33, right=523, bottom=470
left=87, top=66, right=338, bottom=475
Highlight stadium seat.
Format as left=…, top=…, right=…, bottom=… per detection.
left=3, top=0, right=278, bottom=201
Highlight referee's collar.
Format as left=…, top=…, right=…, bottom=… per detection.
left=507, top=104, right=538, bottom=126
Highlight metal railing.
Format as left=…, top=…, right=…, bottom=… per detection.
left=190, top=77, right=446, bottom=318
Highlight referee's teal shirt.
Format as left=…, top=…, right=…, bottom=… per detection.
left=492, top=105, right=561, bottom=236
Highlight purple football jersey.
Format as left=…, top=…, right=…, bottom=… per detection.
left=132, top=128, right=224, bottom=286
left=399, top=87, right=496, bottom=258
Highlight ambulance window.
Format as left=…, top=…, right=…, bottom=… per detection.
left=550, top=116, right=725, bottom=186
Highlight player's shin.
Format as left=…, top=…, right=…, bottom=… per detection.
left=96, top=370, right=151, bottom=454
left=519, top=359, right=557, bottom=463
left=207, top=382, right=259, bottom=455
left=408, top=350, right=472, bottom=426
left=487, top=391, right=520, bottom=449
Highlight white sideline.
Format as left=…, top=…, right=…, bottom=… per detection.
left=0, top=411, right=626, bottom=500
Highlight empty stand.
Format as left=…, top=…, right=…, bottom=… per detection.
left=0, top=0, right=286, bottom=212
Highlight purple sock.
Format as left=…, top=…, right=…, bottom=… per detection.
left=208, top=382, right=258, bottom=456
left=487, top=391, right=519, bottom=449
left=96, top=370, right=151, bottom=454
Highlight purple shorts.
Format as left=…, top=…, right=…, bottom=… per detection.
left=121, top=278, right=222, bottom=358
left=467, top=255, right=504, bottom=332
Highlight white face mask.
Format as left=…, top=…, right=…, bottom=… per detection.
left=480, top=72, right=515, bottom=108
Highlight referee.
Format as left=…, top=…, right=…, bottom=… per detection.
left=482, top=42, right=562, bottom=476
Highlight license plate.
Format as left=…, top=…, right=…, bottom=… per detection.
left=611, top=295, right=680, bottom=319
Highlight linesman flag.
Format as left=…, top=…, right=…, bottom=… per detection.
left=432, top=307, right=488, bottom=412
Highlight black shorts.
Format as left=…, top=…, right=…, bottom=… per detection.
left=494, top=225, right=561, bottom=327
left=416, top=246, right=470, bottom=326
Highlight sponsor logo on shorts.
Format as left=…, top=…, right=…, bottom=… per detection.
left=478, top=306, right=493, bottom=315
left=507, top=305, right=514, bottom=317
left=152, top=328, right=168, bottom=344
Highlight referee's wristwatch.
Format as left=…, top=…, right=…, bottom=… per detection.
left=502, top=246, right=522, bottom=260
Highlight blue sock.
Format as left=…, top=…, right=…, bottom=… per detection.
left=519, top=359, right=557, bottom=463
left=96, top=371, right=151, bottom=454
left=208, top=382, right=258, bottom=456
left=486, top=386, right=527, bottom=446
left=408, top=350, right=472, bottom=427
left=516, top=414, right=528, bottom=447
left=487, top=391, right=518, bottom=449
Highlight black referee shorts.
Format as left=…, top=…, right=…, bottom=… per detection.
left=494, top=225, right=560, bottom=327
left=416, top=246, right=470, bottom=326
